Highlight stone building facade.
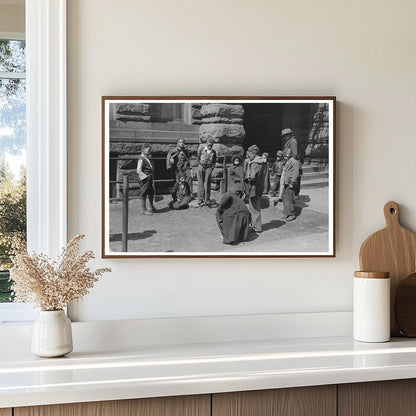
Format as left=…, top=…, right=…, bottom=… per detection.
left=109, top=102, right=329, bottom=198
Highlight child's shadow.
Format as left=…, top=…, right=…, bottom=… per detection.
left=156, top=206, right=173, bottom=214
left=262, top=220, right=286, bottom=232
left=296, top=194, right=311, bottom=208
left=110, top=230, right=157, bottom=242
left=260, top=196, right=271, bottom=209
left=294, top=194, right=311, bottom=217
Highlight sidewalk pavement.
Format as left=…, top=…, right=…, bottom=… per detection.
left=109, top=187, right=330, bottom=254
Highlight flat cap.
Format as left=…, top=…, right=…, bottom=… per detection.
left=247, top=144, right=260, bottom=155
left=281, top=128, right=293, bottom=136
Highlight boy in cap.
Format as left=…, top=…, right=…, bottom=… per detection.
left=196, top=138, right=217, bottom=207
left=281, top=128, right=299, bottom=159
left=166, top=137, right=193, bottom=192
left=244, top=144, right=266, bottom=232
left=136, top=143, right=156, bottom=215
left=270, top=150, right=285, bottom=197
left=280, top=148, right=300, bottom=221
left=228, top=155, right=244, bottom=198
left=262, top=152, right=271, bottom=195
left=281, top=128, right=302, bottom=198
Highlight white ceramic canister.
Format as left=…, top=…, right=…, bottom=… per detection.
left=353, top=271, right=390, bottom=343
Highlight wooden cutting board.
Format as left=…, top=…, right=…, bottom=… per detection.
left=359, top=201, right=416, bottom=336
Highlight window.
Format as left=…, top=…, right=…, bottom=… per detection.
left=0, top=33, right=34, bottom=322
left=0, top=1, right=67, bottom=324
left=0, top=37, right=26, bottom=302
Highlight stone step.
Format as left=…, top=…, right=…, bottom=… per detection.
left=303, top=158, right=329, bottom=166
left=110, top=120, right=199, bottom=132
left=302, top=165, right=328, bottom=174
left=110, top=129, right=199, bottom=142
left=301, top=177, right=329, bottom=189
left=302, top=171, right=329, bottom=180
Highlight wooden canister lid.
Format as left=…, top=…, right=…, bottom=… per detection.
left=354, top=271, right=390, bottom=279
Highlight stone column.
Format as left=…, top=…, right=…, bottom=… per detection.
left=198, top=103, right=245, bottom=159
left=191, top=104, right=203, bottom=124
left=198, top=104, right=246, bottom=183
left=306, top=103, right=329, bottom=160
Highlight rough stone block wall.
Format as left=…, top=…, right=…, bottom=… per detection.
left=110, top=103, right=200, bottom=198
left=306, top=103, right=329, bottom=160
left=191, top=104, right=202, bottom=124
left=198, top=103, right=245, bottom=160
left=115, top=103, right=151, bottom=122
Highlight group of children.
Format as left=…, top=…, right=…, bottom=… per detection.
left=137, top=140, right=300, bottom=223
left=227, top=148, right=299, bottom=220
left=228, top=151, right=286, bottom=199
left=166, top=138, right=217, bottom=211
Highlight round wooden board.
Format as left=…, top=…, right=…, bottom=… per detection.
left=395, top=272, right=416, bottom=337
left=360, top=201, right=416, bottom=335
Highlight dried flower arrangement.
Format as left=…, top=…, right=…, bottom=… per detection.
left=10, top=234, right=111, bottom=311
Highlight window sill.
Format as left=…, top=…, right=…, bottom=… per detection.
left=0, top=303, right=36, bottom=324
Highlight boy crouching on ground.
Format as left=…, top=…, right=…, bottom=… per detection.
left=169, top=175, right=191, bottom=210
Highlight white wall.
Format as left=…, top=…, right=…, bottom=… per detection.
left=67, top=0, right=416, bottom=322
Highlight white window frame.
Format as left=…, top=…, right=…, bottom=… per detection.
left=0, top=0, right=67, bottom=324
left=0, top=31, right=32, bottom=323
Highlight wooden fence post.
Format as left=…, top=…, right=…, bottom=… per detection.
left=221, top=157, right=227, bottom=194
left=122, top=173, right=129, bottom=252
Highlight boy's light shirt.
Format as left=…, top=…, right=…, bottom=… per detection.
left=137, top=154, right=153, bottom=181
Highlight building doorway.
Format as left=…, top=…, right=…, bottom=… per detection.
left=243, top=103, right=282, bottom=156
left=243, top=103, right=314, bottom=162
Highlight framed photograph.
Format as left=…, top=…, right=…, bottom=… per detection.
left=102, top=96, right=336, bottom=258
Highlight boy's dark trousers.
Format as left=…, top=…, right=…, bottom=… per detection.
left=283, top=185, right=295, bottom=217
left=197, top=165, right=213, bottom=203
left=248, top=196, right=262, bottom=232
left=295, top=167, right=302, bottom=197
left=270, top=175, right=281, bottom=196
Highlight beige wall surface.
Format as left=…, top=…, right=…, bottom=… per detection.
left=67, top=0, right=416, bottom=322
left=0, top=4, right=24, bottom=34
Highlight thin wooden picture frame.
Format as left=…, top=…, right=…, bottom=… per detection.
left=102, top=96, right=336, bottom=258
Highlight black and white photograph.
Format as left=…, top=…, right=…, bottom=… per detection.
left=102, top=97, right=335, bottom=257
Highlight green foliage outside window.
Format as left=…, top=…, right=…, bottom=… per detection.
left=0, top=39, right=27, bottom=303
left=0, top=162, right=26, bottom=302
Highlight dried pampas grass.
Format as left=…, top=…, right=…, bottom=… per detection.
left=10, top=234, right=111, bottom=311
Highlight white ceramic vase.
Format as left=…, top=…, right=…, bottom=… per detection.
left=31, top=310, right=73, bottom=357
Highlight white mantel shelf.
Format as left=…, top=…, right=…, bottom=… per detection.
left=2, top=335, right=416, bottom=409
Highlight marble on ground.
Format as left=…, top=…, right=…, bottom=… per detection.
left=109, top=187, right=330, bottom=254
